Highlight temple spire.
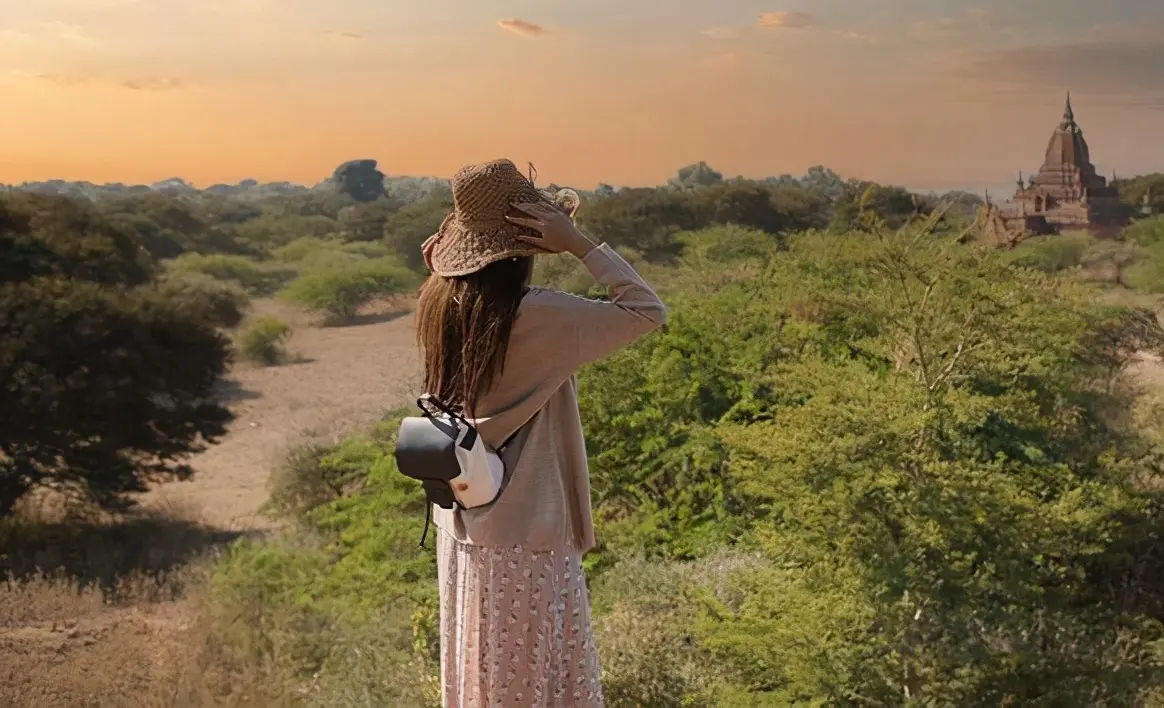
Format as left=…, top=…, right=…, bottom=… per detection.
left=1064, top=91, right=1074, bottom=121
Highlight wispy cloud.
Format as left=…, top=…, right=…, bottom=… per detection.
left=324, top=30, right=364, bottom=42
left=24, top=72, right=191, bottom=91
left=758, top=12, right=814, bottom=29
left=497, top=19, right=549, bottom=38
left=702, top=27, right=739, bottom=41
left=32, top=73, right=94, bottom=88
left=119, top=77, right=189, bottom=91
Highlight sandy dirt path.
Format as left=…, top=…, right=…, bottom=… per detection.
left=142, top=300, right=422, bottom=531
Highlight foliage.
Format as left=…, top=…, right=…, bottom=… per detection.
left=1127, top=216, right=1164, bottom=247
left=274, top=237, right=395, bottom=272
left=1, top=193, right=154, bottom=285
left=230, top=211, right=342, bottom=252
left=237, top=316, right=292, bottom=366
left=14, top=166, right=1164, bottom=703
left=1002, top=231, right=1095, bottom=273
left=671, top=161, right=724, bottom=188
left=154, top=270, right=250, bottom=329
left=383, top=192, right=454, bottom=272
left=1123, top=218, right=1164, bottom=293
left=1114, top=173, right=1164, bottom=214
left=577, top=179, right=822, bottom=262
left=202, top=205, right=1164, bottom=702
left=100, top=193, right=255, bottom=258
left=1084, top=237, right=1145, bottom=288
left=577, top=218, right=1164, bottom=702
left=331, top=159, right=386, bottom=204
left=279, top=257, right=418, bottom=323
left=166, top=252, right=294, bottom=295
left=0, top=198, right=232, bottom=515
left=207, top=413, right=440, bottom=705
left=830, top=181, right=923, bottom=231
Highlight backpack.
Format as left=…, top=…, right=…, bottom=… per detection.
left=394, top=394, right=526, bottom=546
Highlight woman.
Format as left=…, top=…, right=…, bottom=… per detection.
left=415, top=159, right=667, bottom=707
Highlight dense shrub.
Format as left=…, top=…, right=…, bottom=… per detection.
left=154, top=270, right=250, bottom=328
left=279, top=257, right=418, bottom=323
left=167, top=252, right=293, bottom=295
left=1003, top=231, right=1095, bottom=273
left=236, top=316, right=292, bottom=366
left=272, top=236, right=343, bottom=263
left=1127, top=216, right=1164, bottom=246
left=578, top=222, right=1164, bottom=701
left=0, top=196, right=232, bottom=515
left=383, top=194, right=454, bottom=272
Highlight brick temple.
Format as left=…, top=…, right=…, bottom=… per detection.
left=999, top=93, right=1126, bottom=236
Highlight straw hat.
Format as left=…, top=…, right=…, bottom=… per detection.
left=422, top=159, right=579, bottom=277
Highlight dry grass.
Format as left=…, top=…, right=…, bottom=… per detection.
left=0, top=507, right=241, bottom=708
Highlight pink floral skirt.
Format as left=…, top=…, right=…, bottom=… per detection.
left=437, top=529, right=604, bottom=707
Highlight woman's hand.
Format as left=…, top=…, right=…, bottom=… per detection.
left=507, top=202, right=596, bottom=259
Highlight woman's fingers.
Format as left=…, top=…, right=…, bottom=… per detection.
left=514, top=233, right=547, bottom=244
left=512, top=201, right=552, bottom=217
left=505, top=215, right=542, bottom=229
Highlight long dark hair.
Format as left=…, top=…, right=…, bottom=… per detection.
left=415, top=256, right=535, bottom=416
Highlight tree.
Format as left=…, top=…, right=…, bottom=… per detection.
left=799, top=164, right=847, bottom=203
left=671, top=161, right=724, bottom=189
left=2, top=193, right=153, bottom=285
left=383, top=191, right=454, bottom=272
left=332, top=159, right=386, bottom=203
left=1114, top=173, right=1164, bottom=215
left=698, top=181, right=794, bottom=235
left=0, top=197, right=233, bottom=515
left=831, top=181, right=922, bottom=231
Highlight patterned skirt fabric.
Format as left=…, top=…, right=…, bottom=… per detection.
left=437, top=529, right=604, bottom=707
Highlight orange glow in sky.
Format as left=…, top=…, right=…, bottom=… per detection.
left=0, top=0, right=1161, bottom=191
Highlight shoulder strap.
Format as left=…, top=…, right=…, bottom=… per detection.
left=418, top=392, right=539, bottom=454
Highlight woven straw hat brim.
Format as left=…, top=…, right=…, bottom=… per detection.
left=426, top=212, right=553, bottom=277
left=422, top=158, right=576, bottom=277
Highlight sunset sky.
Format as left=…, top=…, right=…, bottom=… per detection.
left=1, top=0, right=1161, bottom=192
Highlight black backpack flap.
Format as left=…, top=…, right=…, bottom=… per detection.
left=421, top=478, right=458, bottom=510
left=395, top=415, right=463, bottom=483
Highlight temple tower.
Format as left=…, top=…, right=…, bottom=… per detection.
left=1000, top=92, right=1126, bottom=235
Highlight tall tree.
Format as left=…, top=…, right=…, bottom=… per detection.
left=332, top=159, right=386, bottom=203
left=0, top=197, right=232, bottom=515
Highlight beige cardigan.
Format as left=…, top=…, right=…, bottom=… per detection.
left=432, top=243, right=667, bottom=554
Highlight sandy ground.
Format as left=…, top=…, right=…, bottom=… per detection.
left=142, top=299, right=421, bottom=530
